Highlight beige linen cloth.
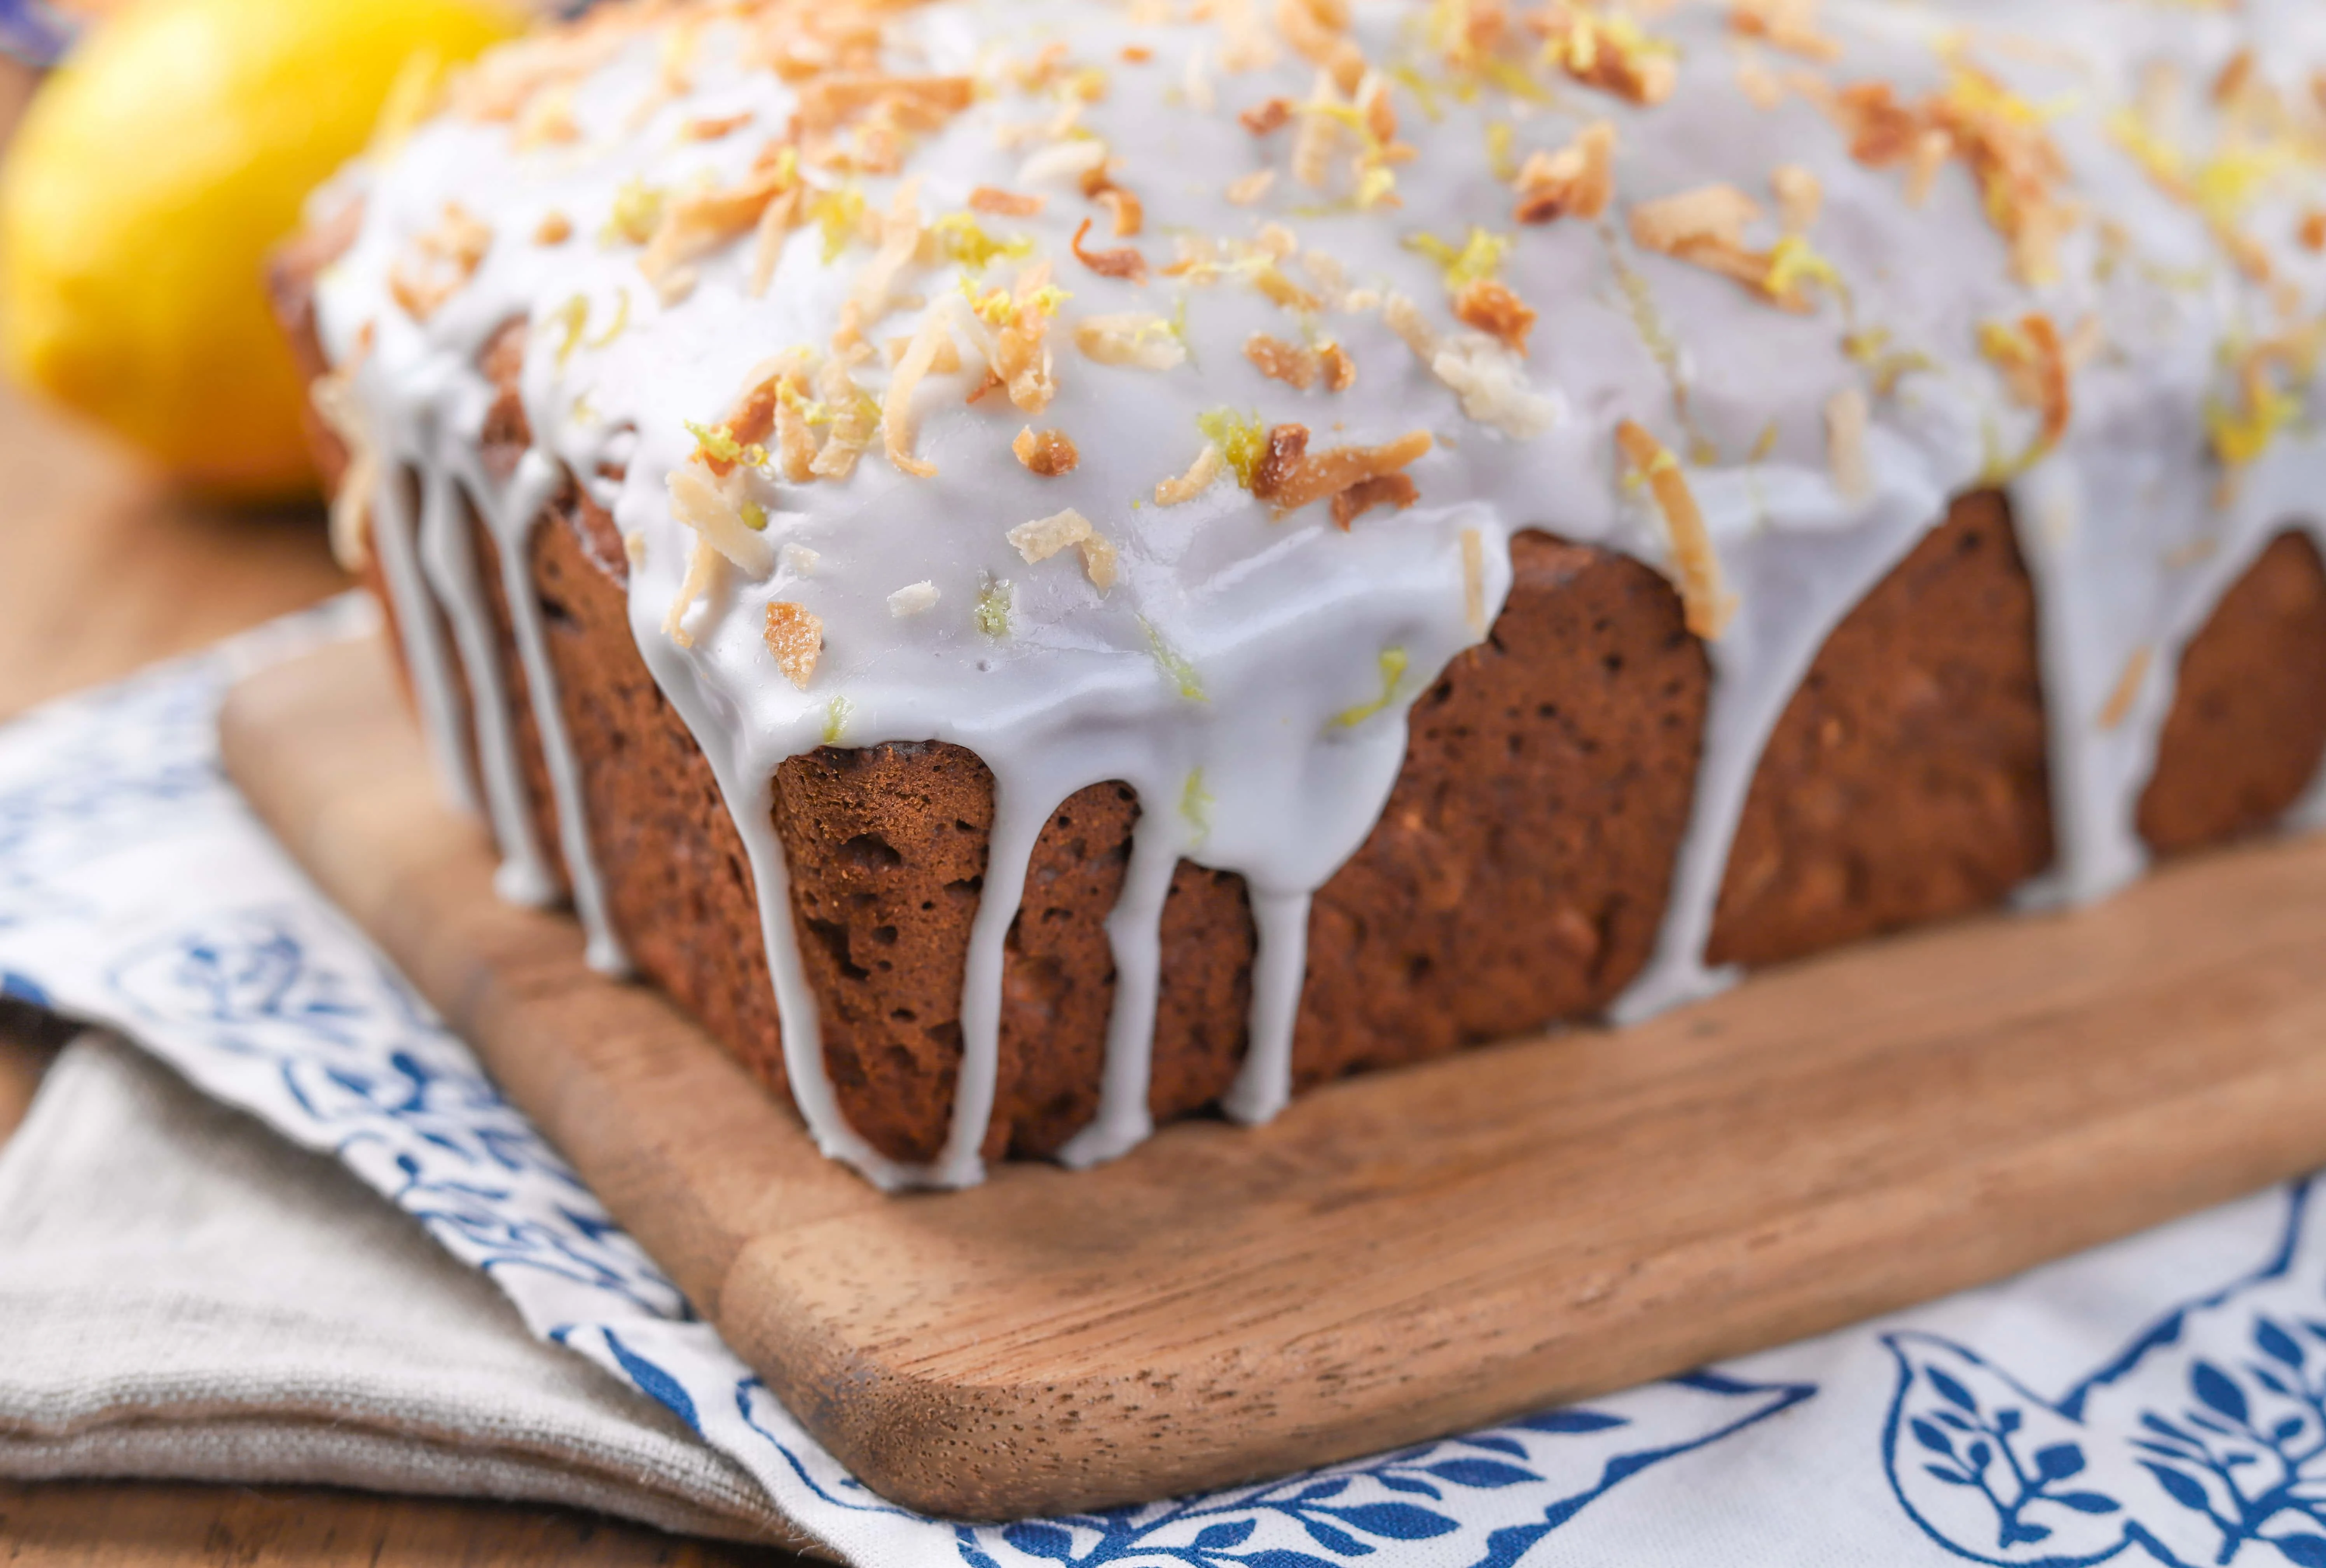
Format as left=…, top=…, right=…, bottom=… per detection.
left=0, top=1029, right=804, bottom=1549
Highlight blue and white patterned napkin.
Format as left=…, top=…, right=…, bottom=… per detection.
left=4, top=599, right=2325, bottom=1568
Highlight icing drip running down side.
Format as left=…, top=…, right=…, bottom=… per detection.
left=311, top=0, right=2326, bottom=1188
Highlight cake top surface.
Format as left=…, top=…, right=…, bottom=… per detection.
left=310, top=0, right=2326, bottom=1183
left=316, top=0, right=2326, bottom=770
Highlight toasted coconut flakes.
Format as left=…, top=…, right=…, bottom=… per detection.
left=1453, top=278, right=1537, bottom=354
left=686, top=111, right=753, bottom=141
left=1330, top=473, right=1418, bottom=528
left=1227, top=169, right=1277, bottom=205
left=888, top=580, right=939, bottom=616
left=668, top=459, right=777, bottom=575
left=698, top=361, right=788, bottom=466
left=1185, top=42, right=1216, bottom=110
left=1078, top=531, right=1119, bottom=591
left=388, top=202, right=494, bottom=322
left=1535, top=3, right=1677, bottom=105
left=1075, top=311, right=1186, bottom=369
left=1381, top=291, right=1442, bottom=360
left=781, top=543, right=820, bottom=575
left=2064, top=316, right=2105, bottom=373
left=1729, top=0, right=1840, bottom=62
left=749, top=185, right=802, bottom=298
left=795, top=73, right=974, bottom=136
left=1156, top=442, right=1225, bottom=505
left=640, top=155, right=799, bottom=306
left=1020, top=140, right=1112, bottom=187
left=2097, top=645, right=2152, bottom=730
left=1208, top=0, right=1279, bottom=72
left=1246, top=332, right=1320, bottom=388
left=989, top=261, right=1065, bottom=412
left=1252, top=263, right=1320, bottom=314
left=1629, top=182, right=1836, bottom=311
left=1249, top=423, right=1433, bottom=516
left=1241, top=96, right=1294, bottom=134
left=1097, top=187, right=1145, bottom=238
left=1123, top=43, right=1154, bottom=63
left=1514, top=120, right=1616, bottom=224
left=308, top=360, right=378, bottom=571
left=809, top=357, right=880, bottom=479
left=1278, top=0, right=1366, bottom=94
left=1290, top=72, right=1344, bottom=188
left=663, top=536, right=723, bottom=648
left=2302, top=211, right=2326, bottom=252
left=1903, top=127, right=1952, bottom=207
left=2213, top=47, right=2254, bottom=107
left=1615, top=419, right=1734, bottom=639
left=1771, top=164, right=1821, bottom=233
left=1460, top=527, right=1486, bottom=632
left=883, top=310, right=954, bottom=478
left=535, top=211, right=574, bottom=246
left=1072, top=217, right=1150, bottom=281
left=970, top=185, right=1046, bottom=217
left=846, top=176, right=928, bottom=331
left=763, top=602, right=823, bottom=689
left=1318, top=341, right=1357, bottom=391
left=1734, top=50, right=1786, bottom=110
left=1977, top=311, right=2071, bottom=451
left=1824, top=79, right=1921, bottom=166
left=773, top=373, right=818, bottom=482
left=515, top=83, right=581, bottom=149
left=1630, top=183, right=1759, bottom=255
left=1008, top=506, right=1095, bottom=565
left=1823, top=385, right=1871, bottom=500
left=1013, top=426, right=1081, bottom=475
left=1841, top=63, right=2076, bottom=285
left=1431, top=335, right=1558, bottom=437
left=624, top=531, right=647, bottom=570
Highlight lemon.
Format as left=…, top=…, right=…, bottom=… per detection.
left=0, top=0, right=520, bottom=499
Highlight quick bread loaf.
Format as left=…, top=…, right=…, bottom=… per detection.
left=279, top=0, right=2326, bottom=1186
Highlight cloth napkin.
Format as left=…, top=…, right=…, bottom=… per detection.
left=6, top=598, right=2326, bottom=1568
left=0, top=1027, right=801, bottom=1548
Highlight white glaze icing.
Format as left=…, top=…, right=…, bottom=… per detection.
left=311, top=0, right=2326, bottom=1187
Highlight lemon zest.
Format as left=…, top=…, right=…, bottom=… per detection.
left=1405, top=225, right=1509, bottom=290
left=930, top=211, right=1034, bottom=271
left=1138, top=615, right=1208, bottom=702
left=1180, top=768, right=1214, bottom=837
left=583, top=286, right=630, bottom=349
left=974, top=574, right=1013, bottom=637
left=1196, top=407, right=1266, bottom=489
left=1332, top=646, right=1410, bottom=728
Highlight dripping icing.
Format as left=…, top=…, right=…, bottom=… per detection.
left=313, top=0, right=2326, bottom=1187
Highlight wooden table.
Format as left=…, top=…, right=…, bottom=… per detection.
left=0, top=246, right=802, bottom=1568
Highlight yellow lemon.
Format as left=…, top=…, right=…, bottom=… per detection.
left=0, top=0, right=520, bottom=499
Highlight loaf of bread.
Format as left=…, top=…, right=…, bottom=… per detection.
left=277, top=0, right=2326, bottom=1186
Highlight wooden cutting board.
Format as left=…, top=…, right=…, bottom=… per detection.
left=219, top=630, right=2326, bottom=1521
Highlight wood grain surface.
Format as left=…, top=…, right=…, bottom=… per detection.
left=216, top=627, right=2326, bottom=1521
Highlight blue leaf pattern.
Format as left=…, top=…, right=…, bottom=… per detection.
left=1885, top=1181, right=2326, bottom=1568
left=39, top=601, right=2326, bottom=1568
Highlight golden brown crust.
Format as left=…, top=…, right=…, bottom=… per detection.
left=2139, top=530, right=2326, bottom=854
left=1708, top=490, right=2054, bottom=966
left=273, top=227, right=2326, bottom=1165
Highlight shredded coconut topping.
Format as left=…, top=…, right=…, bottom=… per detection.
left=1615, top=419, right=1734, bottom=640
left=763, top=601, right=824, bottom=688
